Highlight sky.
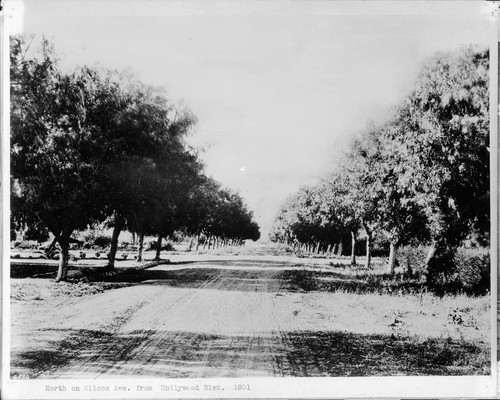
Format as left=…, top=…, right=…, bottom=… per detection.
left=7, top=0, right=492, bottom=237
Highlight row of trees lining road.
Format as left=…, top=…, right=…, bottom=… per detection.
left=179, top=176, right=260, bottom=253
left=10, top=35, right=260, bottom=282
left=270, top=46, right=489, bottom=286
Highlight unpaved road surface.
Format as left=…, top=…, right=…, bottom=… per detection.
left=10, top=247, right=490, bottom=378
left=47, top=266, right=292, bottom=378
left=12, top=260, right=313, bottom=378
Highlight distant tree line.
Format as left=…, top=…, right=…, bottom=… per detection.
left=270, top=46, right=489, bottom=286
left=10, top=35, right=260, bottom=282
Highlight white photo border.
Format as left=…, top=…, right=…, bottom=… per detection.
left=1, top=1, right=498, bottom=398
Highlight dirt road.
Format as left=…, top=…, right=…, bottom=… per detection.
left=10, top=249, right=490, bottom=378
left=61, top=266, right=292, bottom=378
left=12, top=261, right=307, bottom=378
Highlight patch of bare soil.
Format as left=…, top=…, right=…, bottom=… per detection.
left=10, top=256, right=490, bottom=378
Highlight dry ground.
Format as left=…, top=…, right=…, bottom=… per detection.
left=10, top=243, right=490, bottom=378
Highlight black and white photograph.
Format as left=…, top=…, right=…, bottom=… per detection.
left=1, top=0, right=498, bottom=398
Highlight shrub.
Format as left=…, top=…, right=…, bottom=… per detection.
left=421, top=247, right=490, bottom=296
left=396, top=246, right=429, bottom=279
left=454, top=248, right=490, bottom=296
left=147, top=240, right=175, bottom=251
left=83, top=234, right=111, bottom=249
left=362, top=237, right=390, bottom=258
left=170, top=231, right=185, bottom=243
left=16, top=241, right=37, bottom=249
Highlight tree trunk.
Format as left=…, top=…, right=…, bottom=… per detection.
left=195, top=232, right=201, bottom=251
left=155, top=234, right=163, bottom=260
left=137, top=233, right=145, bottom=262
left=364, top=231, right=372, bottom=269
left=106, top=218, right=123, bottom=270
left=424, top=238, right=457, bottom=288
left=45, top=236, right=58, bottom=258
left=350, top=231, right=357, bottom=265
left=387, top=242, right=398, bottom=275
left=187, top=236, right=195, bottom=252
left=55, top=235, right=70, bottom=282
left=132, top=231, right=136, bottom=245
left=336, top=241, right=343, bottom=257
left=425, top=242, right=437, bottom=266
left=405, top=255, right=413, bottom=278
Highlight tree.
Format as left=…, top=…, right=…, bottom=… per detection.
left=142, top=148, right=203, bottom=261
left=102, top=80, right=200, bottom=265
left=342, top=122, right=430, bottom=273
left=270, top=184, right=345, bottom=256
left=182, top=176, right=222, bottom=250
left=11, top=35, right=260, bottom=280
left=373, top=121, right=430, bottom=275
left=340, top=126, right=388, bottom=268
left=319, top=171, right=361, bottom=265
left=391, top=46, right=489, bottom=282
left=11, top=36, right=115, bottom=281
left=197, top=185, right=260, bottom=247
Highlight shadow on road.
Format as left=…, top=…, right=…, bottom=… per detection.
left=102, top=268, right=286, bottom=292
left=10, top=265, right=427, bottom=295
left=10, top=258, right=303, bottom=280
left=11, top=328, right=489, bottom=379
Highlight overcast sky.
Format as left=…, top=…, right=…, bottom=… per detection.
left=9, top=0, right=491, bottom=236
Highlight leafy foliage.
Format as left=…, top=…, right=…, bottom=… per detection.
left=10, top=35, right=260, bottom=280
left=271, top=46, right=489, bottom=291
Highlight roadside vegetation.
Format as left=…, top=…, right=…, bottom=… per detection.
left=10, top=34, right=260, bottom=282
left=270, top=46, right=490, bottom=296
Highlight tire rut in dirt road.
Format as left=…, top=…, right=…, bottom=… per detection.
left=44, top=266, right=291, bottom=378
left=210, top=270, right=290, bottom=377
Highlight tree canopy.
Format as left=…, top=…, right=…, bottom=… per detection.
left=270, top=45, right=489, bottom=282
left=10, top=35, right=260, bottom=281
